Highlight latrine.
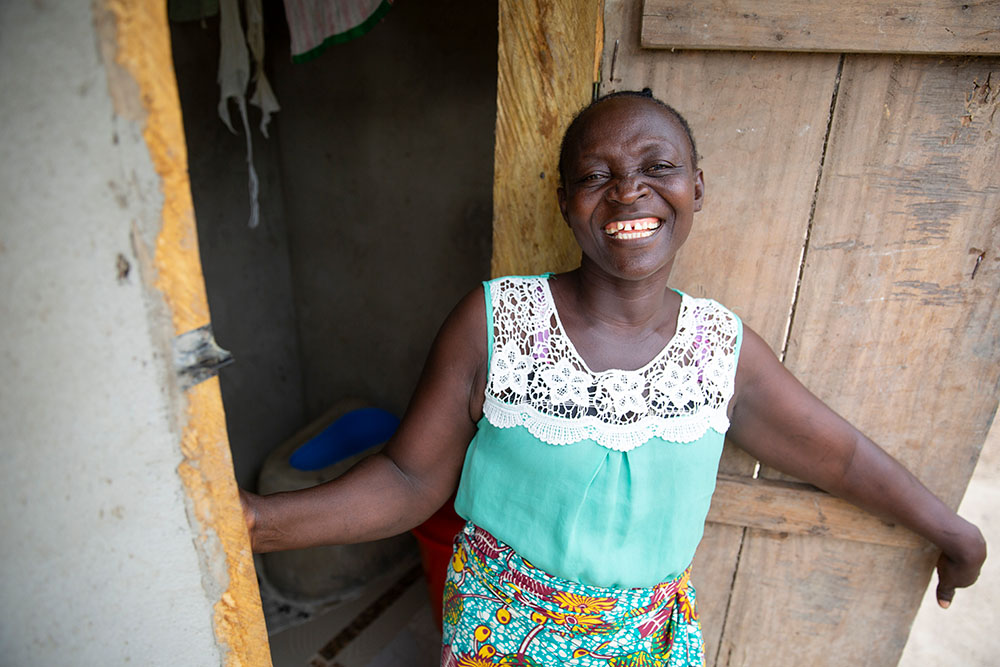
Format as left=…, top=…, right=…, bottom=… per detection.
left=24, top=2, right=992, bottom=665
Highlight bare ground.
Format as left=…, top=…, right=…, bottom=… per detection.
left=899, top=416, right=999, bottom=666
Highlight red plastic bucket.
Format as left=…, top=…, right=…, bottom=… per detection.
left=411, top=497, right=465, bottom=631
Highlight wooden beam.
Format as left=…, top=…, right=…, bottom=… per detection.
left=718, top=530, right=934, bottom=665
left=492, top=0, right=604, bottom=278
left=707, top=475, right=927, bottom=549
left=642, top=0, right=1000, bottom=55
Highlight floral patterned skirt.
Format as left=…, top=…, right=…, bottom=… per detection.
left=441, top=523, right=704, bottom=666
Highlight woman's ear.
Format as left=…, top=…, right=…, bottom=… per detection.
left=693, top=170, right=705, bottom=212
left=557, top=186, right=570, bottom=224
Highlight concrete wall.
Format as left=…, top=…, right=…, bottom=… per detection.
left=273, top=0, right=496, bottom=421
left=170, top=0, right=497, bottom=486
left=0, top=3, right=230, bottom=664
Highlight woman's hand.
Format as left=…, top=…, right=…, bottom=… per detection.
left=934, top=520, right=987, bottom=608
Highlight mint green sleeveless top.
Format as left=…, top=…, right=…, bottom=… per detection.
left=454, top=275, right=743, bottom=588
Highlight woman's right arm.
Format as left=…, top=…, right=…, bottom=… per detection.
left=242, top=286, right=489, bottom=552
left=727, top=325, right=986, bottom=606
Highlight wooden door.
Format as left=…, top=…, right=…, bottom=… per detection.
left=492, top=2, right=1000, bottom=665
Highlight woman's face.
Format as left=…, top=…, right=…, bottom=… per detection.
left=558, top=97, right=704, bottom=282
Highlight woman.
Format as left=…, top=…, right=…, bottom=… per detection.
left=242, top=90, right=986, bottom=666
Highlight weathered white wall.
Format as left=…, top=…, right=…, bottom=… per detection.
left=0, top=3, right=224, bottom=664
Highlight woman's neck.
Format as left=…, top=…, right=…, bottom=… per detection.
left=547, top=262, right=682, bottom=372
left=560, top=261, right=679, bottom=332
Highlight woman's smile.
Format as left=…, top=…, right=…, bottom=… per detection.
left=603, top=217, right=662, bottom=239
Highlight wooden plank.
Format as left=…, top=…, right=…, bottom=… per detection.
left=691, top=523, right=745, bottom=667
left=718, top=530, right=936, bottom=666
left=491, top=0, right=604, bottom=278
left=707, top=476, right=925, bottom=548
left=601, top=0, right=840, bottom=477
left=642, top=0, right=1000, bottom=55
left=768, top=55, right=1000, bottom=502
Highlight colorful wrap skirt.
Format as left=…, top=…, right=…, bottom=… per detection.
left=441, top=523, right=705, bottom=666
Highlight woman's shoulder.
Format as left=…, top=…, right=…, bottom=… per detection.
left=483, top=273, right=552, bottom=288
left=481, top=274, right=553, bottom=312
left=674, top=290, right=743, bottom=336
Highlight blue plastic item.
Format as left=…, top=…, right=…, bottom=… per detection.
left=288, top=407, right=400, bottom=471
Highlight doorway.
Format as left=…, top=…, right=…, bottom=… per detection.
left=169, top=1, right=497, bottom=663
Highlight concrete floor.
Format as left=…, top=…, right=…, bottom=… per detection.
left=265, top=419, right=999, bottom=667
left=266, top=564, right=439, bottom=667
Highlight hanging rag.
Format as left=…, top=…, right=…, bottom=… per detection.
left=245, top=0, right=280, bottom=137
left=217, top=0, right=280, bottom=228
left=283, top=0, right=393, bottom=63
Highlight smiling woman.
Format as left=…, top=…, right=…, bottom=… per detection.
left=555, top=93, right=704, bottom=302
left=241, top=90, right=985, bottom=666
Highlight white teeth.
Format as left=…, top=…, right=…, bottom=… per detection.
left=604, top=219, right=661, bottom=237
left=616, top=230, right=656, bottom=240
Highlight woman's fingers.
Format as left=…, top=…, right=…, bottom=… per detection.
left=239, top=489, right=259, bottom=549
left=934, top=528, right=987, bottom=609
left=935, top=572, right=954, bottom=609
left=935, top=551, right=961, bottom=608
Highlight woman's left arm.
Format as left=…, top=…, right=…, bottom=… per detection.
left=727, top=325, right=987, bottom=608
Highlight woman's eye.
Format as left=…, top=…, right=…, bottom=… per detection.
left=579, top=173, right=607, bottom=183
left=645, top=162, right=675, bottom=173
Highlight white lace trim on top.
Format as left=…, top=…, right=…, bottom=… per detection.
left=483, top=276, right=740, bottom=452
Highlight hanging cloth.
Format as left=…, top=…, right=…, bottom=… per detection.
left=217, top=0, right=280, bottom=228
left=282, top=0, right=393, bottom=63
left=245, top=0, right=280, bottom=138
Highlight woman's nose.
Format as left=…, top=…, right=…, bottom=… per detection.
left=607, top=172, right=648, bottom=204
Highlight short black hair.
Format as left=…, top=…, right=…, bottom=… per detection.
left=558, top=88, right=699, bottom=185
